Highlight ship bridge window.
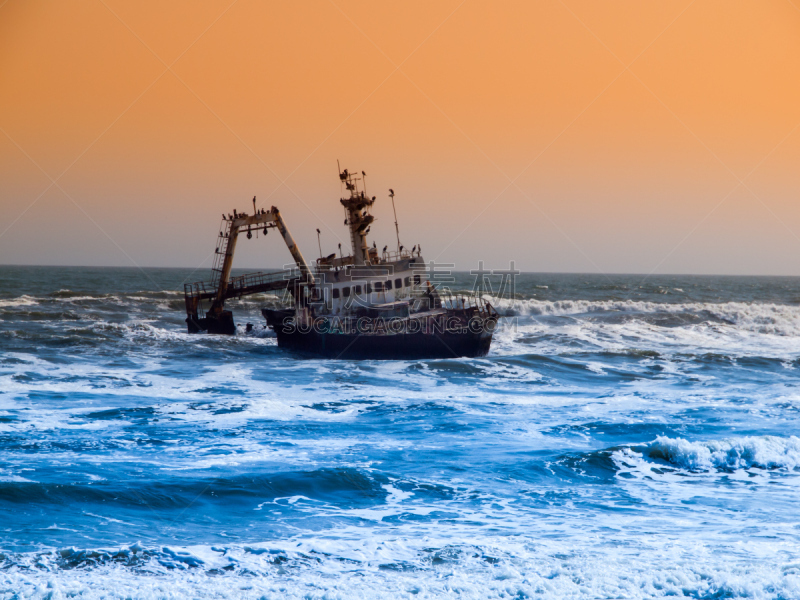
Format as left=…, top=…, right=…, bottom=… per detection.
left=374, top=281, right=383, bottom=292
left=366, top=283, right=373, bottom=294
left=395, top=278, right=402, bottom=289
left=414, top=274, right=421, bottom=285
left=354, top=285, right=362, bottom=295
left=343, top=286, right=351, bottom=297
left=385, top=280, right=392, bottom=291
left=404, top=276, right=411, bottom=287
left=332, top=288, right=340, bottom=299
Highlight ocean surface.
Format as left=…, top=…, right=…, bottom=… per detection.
left=2, top=265, right=800, bottom=599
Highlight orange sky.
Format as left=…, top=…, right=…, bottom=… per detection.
left=1, top=0, right=799, bottom=274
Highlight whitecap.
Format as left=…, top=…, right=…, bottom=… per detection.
left=645, top=434, right=800, bottom=471
left=0, top=295, right=39, bottom=308
left=485, top=296, right=800, bottom=337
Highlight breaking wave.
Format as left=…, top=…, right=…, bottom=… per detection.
left=488, top=297, right=800, bottom=335
left=0, top=295, right=39, bottom=308
left=623, top=435, right=800, bottom=472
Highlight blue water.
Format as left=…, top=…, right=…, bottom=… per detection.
left=2, top=266, right=800, bottom=598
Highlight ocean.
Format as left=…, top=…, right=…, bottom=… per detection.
left=1, top=265, right=800, bottom=599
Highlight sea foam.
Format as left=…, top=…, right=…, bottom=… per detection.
left=2, top=538, right=799, bottom=600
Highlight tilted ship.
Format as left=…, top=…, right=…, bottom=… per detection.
left=184, top=167, right=499, bottom=359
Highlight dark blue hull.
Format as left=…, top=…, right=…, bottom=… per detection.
left=263, top=308, right=496, bottom=359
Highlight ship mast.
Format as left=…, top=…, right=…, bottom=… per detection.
left=339, top=167, right=375, bottom=265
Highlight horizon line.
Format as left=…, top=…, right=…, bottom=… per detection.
left=2, top=263, right=799, bottom=279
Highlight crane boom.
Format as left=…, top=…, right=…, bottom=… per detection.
left=185, top=205, right=314, bottom=334
left=211, top=206, right=313, bottom=313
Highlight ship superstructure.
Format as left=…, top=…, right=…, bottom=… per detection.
left=184, top=167, right=498, bottom=358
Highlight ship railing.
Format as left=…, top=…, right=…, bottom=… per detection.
left=184, top=281, right=214, bottom=301
left=227, top=268, right=300, bottom=297
left=184, top=280, right=215, bottom=318
left=184, top=268, right=300, bottom=316
left=380, top=249, right=419, bottom=263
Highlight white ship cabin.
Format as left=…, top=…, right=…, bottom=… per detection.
left=309, top=254, right=433, bottom=316
left=305, top=167, right=435, bottom=317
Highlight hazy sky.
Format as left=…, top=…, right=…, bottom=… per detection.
left=2, top=1, right=800, bottom=275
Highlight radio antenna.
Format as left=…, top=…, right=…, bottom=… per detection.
left=389, top=189, right=401, bottom=253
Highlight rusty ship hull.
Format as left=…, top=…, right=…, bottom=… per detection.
left=263, top=307, right=496, bottom=359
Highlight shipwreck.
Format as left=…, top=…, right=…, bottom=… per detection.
left=183, top=167, right=499, bottom=359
